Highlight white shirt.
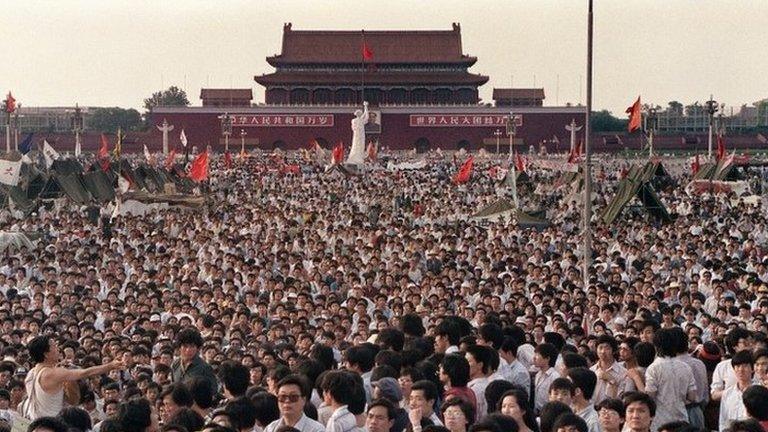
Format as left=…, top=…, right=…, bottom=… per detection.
left=534, top=367, right=561, bottom=413
left=719, top=383, right=749, bottom=431
left=710, top=359, right=736, bottom=395
left=576, top=405, right=601, bottom=432
left=325, top=405, right=357, bottom=432
left=265, top=414, right=325, bottom=432
left=590, top=361, right=635, bottom=404
left=468, top=376, right=490, bottom=418
left=644, top=357, right=697, bottom=432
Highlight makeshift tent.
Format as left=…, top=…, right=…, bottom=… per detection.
left=42, top=173, right=92, bottom=204
left=51, top=159, right=85, bottom=176
left=470, top=198, right=551, bottom=229
left=0, top=232, right=36, bottom=252
left=82, top=171, right=116, bottom=202
left=627, top=160, right=674, bottom=190
left=0, top=185, right=36, bottom=214
left=601, top=178, right=672, bottom=225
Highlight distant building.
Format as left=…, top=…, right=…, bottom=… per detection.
left=493, top=88, right=545, bottom=107
left=254, top=23, right=488, bottom=106
left=200, top=89, right=253, bottom=107
left=11, top=106, right=94, bottom=133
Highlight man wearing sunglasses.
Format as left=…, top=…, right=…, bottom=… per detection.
left=265, top=374, right=325, bottom=432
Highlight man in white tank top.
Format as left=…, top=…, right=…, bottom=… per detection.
left=23, top=335, right=123, bottom=420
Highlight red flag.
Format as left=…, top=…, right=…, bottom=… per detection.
left=224, top=151, right=232, bottom=168
left=620, top=167, right=628, bottom=179
left=625, top=96, right=642, bottom=132
left=309, top=139, right=319, bottom=150
left=100, top=159, right=110, bottom=172
left=362, top=42, right=374, bottom=61
left=98, top=134, right=109, bottom=160
left=4, top=92, right=16, bottom=113
left=366, top=141, right=377, bottom=161
left=691, top=154, right=700, bottom=175
left=514, top=151, right=526, bottom=172
left=716, top=134, right=726, bottom=161
left=452, top=156, right=474, bottom=184
left=332, top=142, right=344, bottom=165
left=189, top=151, right=209, bottom=181
left=165, top=148, right=177, bottom=169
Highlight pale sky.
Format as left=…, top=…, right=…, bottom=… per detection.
left=1, top=0, right=766, bottom=116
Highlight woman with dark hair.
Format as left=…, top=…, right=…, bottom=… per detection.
left=440, top=397, right=475, bottom=432
left=498, top=388, right=539, bottom=432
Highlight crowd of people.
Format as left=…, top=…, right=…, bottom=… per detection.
left=0, top=150, right=767, bottom=432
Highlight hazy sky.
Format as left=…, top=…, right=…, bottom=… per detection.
left=2, top=0, right=765, bottom=116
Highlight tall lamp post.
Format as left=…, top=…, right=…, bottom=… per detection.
left=219, top=113, right=233, bottom=152
left=71, top=104, right=84, bottom=157
left=240, top=129, right=247, bottom=156
left=506, top=113, right=519, bottom=208
left=13, top=103, right=21, bottom=151
left=493, top=129, right=502, bottom=155
left=583, top=0, right=594, bottom=289
left=645, top=107, right=658, bottom=158
left=705, top=96, right=719, bottom=159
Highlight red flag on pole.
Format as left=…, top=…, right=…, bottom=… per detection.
left=189, top=150, right=209, bottom=181
left=165, top=148, right=177, bottom=169
left=4, top=92, right=16, bottom=113
left=514, top=151, right=526, bottom=172
left=332, top=142, right=344, bottom=165
left=362, top=42, right=374, bottom=61
left=98, top=134, right=109, bottom=160
left=366, top=141, right=377, bottom=162
left=452, top=156, right=474, bottom=184
left=716, top=134, right=726, bottom=161
left=625, top=96, right=642, bottom=132
left=224, top=151, right=232, bottom=168
left=691, top=154, right=700, bottom=174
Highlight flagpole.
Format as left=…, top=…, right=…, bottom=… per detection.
left=583, top=0, right=594, bottom=290
left=361, top=30, right=366, bottom=106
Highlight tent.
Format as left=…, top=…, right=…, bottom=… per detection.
left=0, top=185, right=36, bottom=214
left=82, top=170, right=116, bottom=202
left=0, top=232, right=36, bottom=252
left=600, top=178, right=672, bottom=225
left=470, top=198, right=551, bottom=229
left=47, top=173, right=92, bottom=204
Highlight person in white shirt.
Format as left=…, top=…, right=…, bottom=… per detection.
left=534, top=343, right=561, bottom=414
left=409, top=380, right=443, bottom=428
left=264, top=374, right=325, bottom=432
left=711, top=327, right=753, bottom=401
left=590, top=335, right=634, bottom=404
left=322, top=371, right=358, bottom=432
left=567, top=367, right=601, bottom=432
left=465, top=345, right=493, bottom=419
left=719, top=350, right=755, bottom=431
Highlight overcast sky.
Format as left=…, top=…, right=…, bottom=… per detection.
left=2, top=0, right=765, bottom=116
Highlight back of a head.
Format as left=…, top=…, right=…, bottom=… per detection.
left=552, top=413, right=588, bottom=432
left=743, top=385, right=768, bottom=421
left=218, top=361, right=250, bottom=398
left=59, top=407, right=92, bottom=432
left=440, top=353, right=470, bottom=387
left=539, top=402, right=573, bottom=432
left=118, top=398, right=152, bottom=432
left=27, top=417, right=68, bottom=432
left=485, top=380, right=517, bottom=414
left=566, top=367, right=597, bottom=401
left=187, top=376, right=215, bottom=410
left=485, top=413, right=519, bottom=432
left=225, top=397, right=258, bottom=432
left=168, top=408, right=205, bottom=432
left=726, top=419, right=765, bottom=432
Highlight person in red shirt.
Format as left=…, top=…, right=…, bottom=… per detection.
left=439, top=354, right=477, bottom=420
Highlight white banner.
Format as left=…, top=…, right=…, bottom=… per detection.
left=43, top=140, right=60, bottom=168
left=533, top=159, right=579, bottom=173
left=0, top=159, right=22, bottom=186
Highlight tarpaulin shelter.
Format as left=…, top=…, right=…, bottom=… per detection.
left=471, top=198, right=551, bottom=229
left=0, top=185, right=36, bottom=214
left=82, top=170, right=115, bottom=202
left=600, top=178, right=671, bottom=225
left=0, top=231, right=36, bottom=252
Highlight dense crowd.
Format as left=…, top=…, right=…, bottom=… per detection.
left=0, top=151, right=767, bottom=432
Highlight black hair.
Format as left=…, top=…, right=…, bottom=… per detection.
left=623, top=391, right=656, bottom=417
left=249, top=392, right=279, bottom=428
left=725, top=328, right=753, bottom=355
left=595, top=335, right=619, bottom=354
left=552, top=413, right=588, bottom=432
left=539, top=401, right=572, bottom=432
left=549, top=378, right=575, bottom=395
left=218, top=361, right=250, bottom=397
left=499, top=388, right=539, bottom=432
left=224, top=397, right=258, bottom=431
left=562, top=352, right=588, bottom=370
left=400, top=314, right=426, bottom=338
left=27, top=417, right=68, bottom=432
left=27, top=335, right=52, bottom=363
left=743, top=385, right=768, bottom=420
left=595, top=398, right=625, bottom=418
left=411, top=380, right=439, bottom=403
left=732, top=350, right=754, bottom=367
left=484, top=380, right=517, bottom=414
left=348, top=371, right=367, bottom=416
left=176, top=327, right=204, bottom=348
left=634, top=342, right=656, bottom=368
left=162, top=383, right=194, bottom=408
left=440, top=397, right=476, bottom=427
left=345, top=345, right=375, bottom=373
left=168, top=408, right=205, bottom=432
left=653, top=328, right=681, bottom=357
left=118, top=398, right=153, bottom=432
left=59, top=407, right=92, bottom=432
left=535, top=343, right=558, bottom=368
left=368, top=398, right=397, bottom=421
left=465, top=345, right=494, bottom=375
left=566, top=367, right=597, bottom=400
left=377, top=328, right=405, bottom=351
left=321, top=370, right=356, bottom=405
left=726, top=419, right=765, bottom=432
left=375, top=350, right=403, bottom=373
left=187, top=376, right=215, bottom=410
left=277, top=374, right=311, bottom=399
left=440, top=353, right=470, bottom=387
left=479, top=323, right=504, bottom=350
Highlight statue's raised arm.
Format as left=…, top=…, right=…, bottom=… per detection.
left=361, top=101, right=370, bottom=124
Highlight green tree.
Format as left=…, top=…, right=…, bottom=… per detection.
left=591, top=110, right=628, bottom=132
left=143, top=86, right=190, bottom=112
left=88, top=107, right=142, bottom=133
left=667, top=101, right=683, bottom=116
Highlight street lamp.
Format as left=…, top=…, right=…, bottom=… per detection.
left=71, top=104, right=83, bottom=157
left=240, top=129, right=247, bottom=156
left=645, top=107, right=658, bottom=157
left=506, top=112, right=519, bottom=208
left=219, top=112, right=233, bottom=152
left=13, top=103, right=21, bottom=151
left=493, top=129, right=502, bottom=155
left=704, top=96, right=719, bottom=159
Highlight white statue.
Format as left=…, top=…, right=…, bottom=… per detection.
left=347, top=101, right=369, bottom=165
